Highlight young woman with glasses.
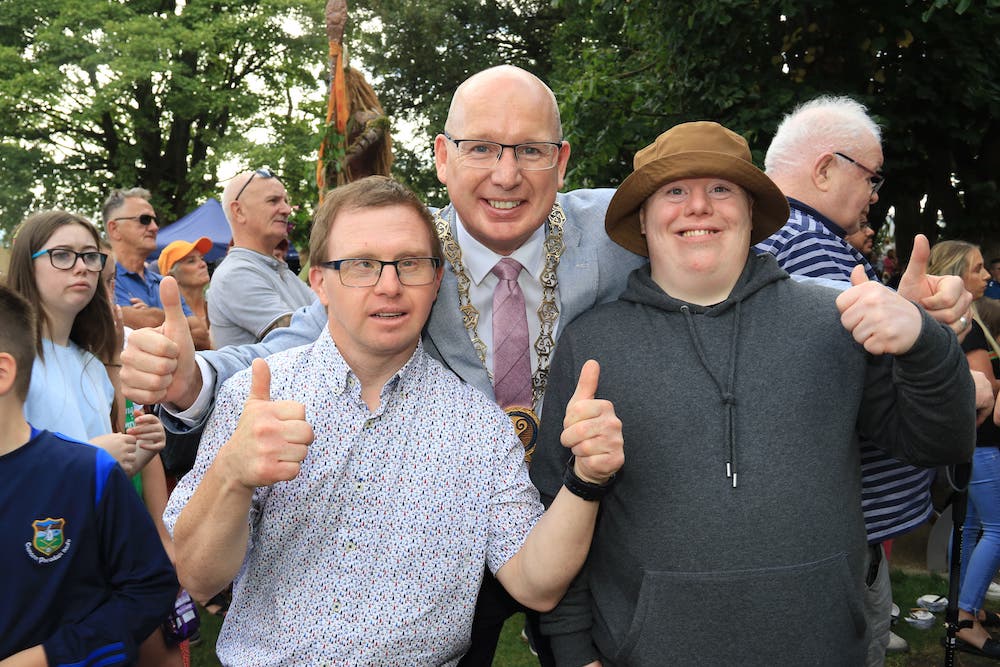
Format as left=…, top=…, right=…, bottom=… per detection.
left=7, top=210, right=190, bottom=665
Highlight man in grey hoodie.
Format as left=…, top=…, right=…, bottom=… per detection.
left=530, top=121, right=976, bottom=666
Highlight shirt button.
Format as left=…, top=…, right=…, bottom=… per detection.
left=345, top=541, right=357, bottom=552
left=332, top=601, right=342, bottom=613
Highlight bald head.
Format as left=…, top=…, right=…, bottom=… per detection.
left=446, top=66, right=563, bottom=139
left=221, top=171, right=258, bottom=224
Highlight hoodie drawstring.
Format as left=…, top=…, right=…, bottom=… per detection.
left=680, top=302, right=743, bottom=488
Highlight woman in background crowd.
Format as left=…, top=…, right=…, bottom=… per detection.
left=158, top=237, right=212, bottom=347
left=929, top=239, right=1000, bottom=658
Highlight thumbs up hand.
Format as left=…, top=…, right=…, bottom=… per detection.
left=121, top=276, right=200, bottom=408
left=560, top=360, right=624, bottom=484
left=896, top=234, right=973, bottom=331
left=220, top=359, right=314, bottom=489
left=836, top=265, right=923, bottom=355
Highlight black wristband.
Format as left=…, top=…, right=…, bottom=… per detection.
left=562, top=456, right=614, bottom=501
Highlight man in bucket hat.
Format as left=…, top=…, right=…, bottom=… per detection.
left=529, top=121, right=975, bottom=666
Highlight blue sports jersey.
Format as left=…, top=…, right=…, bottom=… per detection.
left=1, top=427, right=177, bottom=665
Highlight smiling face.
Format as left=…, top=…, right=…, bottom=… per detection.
left=33, top=222, right=101, bottom=328
left=434, top=68, right=570, bottom=256
left=309, top=204, right=443, bottom=378
left=639, top=177, right=753, bottom=304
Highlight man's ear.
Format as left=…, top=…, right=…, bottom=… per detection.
left=308, top=265, right=328, bottom=306
left=812, top=153, right=837, bottom=192
left=106, top=219, right=120, bottom=241
left=433, top=134, right=450, bottom=187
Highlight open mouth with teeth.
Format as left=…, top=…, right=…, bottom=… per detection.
left=680, top=229, right=719, bottom=238
left=488, top=200, right=522, bottom=210
left=372, top=312, right=404, bottom=319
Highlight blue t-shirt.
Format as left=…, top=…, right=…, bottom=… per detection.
left=115, top=262, right=193, bottom=316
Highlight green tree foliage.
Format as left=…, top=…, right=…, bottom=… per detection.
left=350, top=0, right=566, bottom=207
left=547, top=0, right=1000, bottom=258
left=0, top=0, right=327, bottom=235
left=354, top=0, right=998, bottom=259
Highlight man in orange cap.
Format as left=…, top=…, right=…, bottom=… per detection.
left=529, top=121, right=975, bottom=666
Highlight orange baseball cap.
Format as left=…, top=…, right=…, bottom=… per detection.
left=157, top=237, right=212, bottom=276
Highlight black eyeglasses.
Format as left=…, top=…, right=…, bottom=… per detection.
left=443, top=132, right=562, bottom=171
left=834, top=152, right=885, bottom=194
left=113, top=214, right=158, bottom=226
left=318, top=257, right=441, bottom=287
left=234, top=169, right=280, bottom=201
left=31, top=248, right=108, bottom=272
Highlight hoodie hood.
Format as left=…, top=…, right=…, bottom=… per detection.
left=620, top=252, right=788, bottom=487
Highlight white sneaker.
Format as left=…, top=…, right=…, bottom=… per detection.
left=886, top=631, right=909, bottom=654
left=987, top=582, right=1000, bottom=601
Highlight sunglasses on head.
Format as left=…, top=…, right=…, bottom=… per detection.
left=234, top=168, right=280, bottom=201
left=113, top=214, right=158, bottom=226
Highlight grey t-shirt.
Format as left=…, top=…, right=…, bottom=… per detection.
left=207, top=247, right=316, bottom=348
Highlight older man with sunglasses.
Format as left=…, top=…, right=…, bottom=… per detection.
left=103, top=187, right=212, bottom=350
left=207, top=170, right=316, bottom=348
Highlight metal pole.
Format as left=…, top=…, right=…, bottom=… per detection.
left=944, top=462, right=971, bottom=667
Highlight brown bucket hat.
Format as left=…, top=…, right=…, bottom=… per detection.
left=605, top=121, right=790, bottom=257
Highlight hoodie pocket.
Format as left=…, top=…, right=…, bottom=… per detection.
left=610, top=552, right=864, bottom=667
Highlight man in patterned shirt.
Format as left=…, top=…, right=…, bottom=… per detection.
left=163, top=177, right=624, bottom=666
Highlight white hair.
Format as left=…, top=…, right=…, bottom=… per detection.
left=764, top=96, right=882, bottom=176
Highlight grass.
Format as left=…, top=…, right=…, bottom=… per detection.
left=190, top=610, right=537, bottom=666
left=189, top=570, right=980, bottom=666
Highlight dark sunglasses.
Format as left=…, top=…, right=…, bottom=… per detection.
left=234, top=168, right=280, bottom=201
left=113, top=214, right=158, bottom=226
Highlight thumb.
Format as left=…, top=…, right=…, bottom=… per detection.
left=159, top=277, right=187, bottom=335
left=903, top=234, right=930, bottom=280
left=568, top=359, right=600, bottom=405
left=849, top=264, right=869, bottom=287
left=248, top=358, right=271, bottom=402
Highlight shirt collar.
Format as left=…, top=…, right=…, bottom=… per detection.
left=316, top=326, right=428, bottom=400
left=455, top=214, right=547, bottom=286
left=787, top=197, right=848, bottom=239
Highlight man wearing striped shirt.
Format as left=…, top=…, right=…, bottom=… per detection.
left=755, top=96, right=953, bottom=665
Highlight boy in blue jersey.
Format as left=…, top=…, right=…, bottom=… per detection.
left=0, top=285, right=177, bottom=667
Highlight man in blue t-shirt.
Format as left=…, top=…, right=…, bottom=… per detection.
left=103, top=187, right=212, bottom=349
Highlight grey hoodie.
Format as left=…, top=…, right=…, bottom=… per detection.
left=531, top=253, right=974, bottom=666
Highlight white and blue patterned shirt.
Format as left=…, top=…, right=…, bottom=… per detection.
left=755, top=198, right=934, bottom=544
left=164, top=328, right=543, bottom=666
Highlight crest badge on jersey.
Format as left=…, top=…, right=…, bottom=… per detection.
left=32, top=518, right=65, bottom=557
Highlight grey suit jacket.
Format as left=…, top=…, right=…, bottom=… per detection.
left=422, top=188, right=647, bottom=401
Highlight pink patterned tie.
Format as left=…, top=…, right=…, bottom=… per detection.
left=491, top=258, right=532, bottom=409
